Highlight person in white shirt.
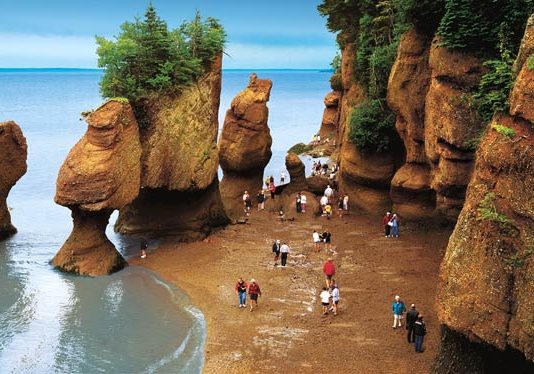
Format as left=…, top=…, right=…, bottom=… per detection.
left=320, top=195, right=328, bottom=207
left=343, top=194, right=349, bottom=212
left=280, top=171, right=286, bottom=184
left=300, top=193, right=307, bottom=213
left=320, top=287, right=331, bottom=316
left=312, top=230, right=321, bottom=252
left=330, top=282, right=340, bottom=316
left=242, top=190, right=251, bottom=216
left=324, top=185, right=333, bottom=199
left=280, top=242, right=290, bottom=267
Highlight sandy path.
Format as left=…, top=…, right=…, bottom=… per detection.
left=132, top=208, right=451, bottom=373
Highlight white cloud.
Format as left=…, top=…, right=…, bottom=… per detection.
left=0, top=33, right=97, bottom=68
left=223, top=42, right=336, bottom=69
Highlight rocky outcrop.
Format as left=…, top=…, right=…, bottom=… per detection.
left=434, top=23, right=534, bottom=370
left=53, top=100, right=141, bottom=275
left=319, top=91, right=341, bottom=140
left=284, top=152, right=307, bottom=194
left=115, top=56, right=228, bottom=238
left=218, top=74, right=273, bottom=218
left=0, top=121, right=27, bottom=239
left=387, top=30, right=435, bottom=218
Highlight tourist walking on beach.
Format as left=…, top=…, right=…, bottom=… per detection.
left=324, top=184, right=334, bottom=202
left=280, top=171, right=286, bottom=184
left=313, top=230, right=321, bottom=252
left=320, top=287, right=331, bottom=316
left=323, top=258, right=336, bottom=288
left=406, top=303, right=419, bottom=343
left=330, top=281, right=339, bottom=316
left=235, top=277, right=248, bottom=308
left=343, top=194, right=349, bottom=213
left=320, top=194, right=328, bottom=208
left=301, top=193, right=307, bottom=213
left=392, top=295, right=406, bottom=328
left=337, top=196, right=344, bottom=217
left=324, top=203, right=332, bottom=219
left=272, top=239, right=281, bottom=266
left=248, top=279, right=262, bottom=312
left=243, top=191, right=251, bottom=216
left=414, top=314, right=427, bottom=352
left=257, top=189, right=265, bottom=211
left=269, top=180, right=276, bottom=200
left=296, top=193, right=302, bottom=213
left=280, top=241, right=290, bottom=267
left=383, top=212, right=392, bottom=237
left=391, top=213, right=400, bottom=238
left=322, top=229, right=332, bottom=253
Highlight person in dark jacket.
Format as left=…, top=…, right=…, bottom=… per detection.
left=406, top=304, right=419, bottom=343
left=272, top=240, right=281, bottom=266
left=413, top=314, right=427, bottom=352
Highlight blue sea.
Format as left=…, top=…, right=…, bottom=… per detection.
left=0, top=68, right=331, bottom=373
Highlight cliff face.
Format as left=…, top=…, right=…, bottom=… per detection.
left=218, top=74, right=273, bottom=218
left=115, top=56, right=228, bottom=238
left=53, top=100, right=141, bottom=275
left=336, top=42, right=399, bottom=212
left=0, top=121, right=27, bottom=239
left=434, top=18, right=534, bottom=371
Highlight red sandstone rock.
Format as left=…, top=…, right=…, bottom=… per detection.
left=284, top=152, right=307, bottom=194
left=0, top=121, right=27, bottom=239
left=53, top=100, right=141, bottom=275
left=218, top=73, right=273, bottom=218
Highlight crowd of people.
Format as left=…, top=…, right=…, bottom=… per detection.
left=232, top=168, right=427, bottom=355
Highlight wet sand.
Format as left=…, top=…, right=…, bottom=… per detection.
left=132, top=205, right=451, bottom=373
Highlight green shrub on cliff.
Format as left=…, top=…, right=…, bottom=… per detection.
left=96, top=5, right=225, bottom=102
left=349, top=99, right=395, bottom=153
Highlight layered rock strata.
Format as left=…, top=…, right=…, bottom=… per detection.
left=53, top=100, right=141, bottom=275
left=218, top=74, right=273, bottom=218
left=115, top=56, right=228, bottom=238
left=434, top=20, right=534, bottom=371
left=0, top=121, right=27, bottom=239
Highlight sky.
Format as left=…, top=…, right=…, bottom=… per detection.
left=0, top=0, right=337, bottom=69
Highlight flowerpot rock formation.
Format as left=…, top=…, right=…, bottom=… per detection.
left=0, top=121, right=27, bottom=239
left=218, top=73, right=273, bottom=218
left=115, top=55, right=229, bottom=239
left=53, top=100, right=142, bottom=276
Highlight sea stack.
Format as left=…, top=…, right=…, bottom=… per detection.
left=115, top=55, right=228, bottom=240
left=53, top=100, right=142, bottom=276
left=0, top=121, right=27, bottom=239
left=218, top=73, right=273, bottom=218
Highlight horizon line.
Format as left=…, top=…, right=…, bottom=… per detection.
left=0, top=67, right=333, bottom=72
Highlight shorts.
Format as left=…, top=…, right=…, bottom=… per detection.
left=250, top=294, right=258, bottom=301
left=322, top=302, right=329, bottom=306
left=333, top=300, right=339, bottom=305
left=325, top=275, right=333, bottom=280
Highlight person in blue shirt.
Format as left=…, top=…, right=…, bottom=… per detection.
left=392, top=295, right=406, bottom=328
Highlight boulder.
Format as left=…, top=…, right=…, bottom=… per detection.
left=116, top=55, right=229, bottom=239
left=219, top=74, right=273, bottom=218
left=53, top=100, right=141, bottom=275
left=319, top=91, right=341, bottom=139
left=0, top=121, right=27, bottom=239
left=306, top=175, right=330, bottom=196
left=284, top=152, right=307, bottom=193
left=390, top=163, right=435, bottom=219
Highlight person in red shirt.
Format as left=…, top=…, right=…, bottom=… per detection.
left=323, top=258, right=336, bottom=288
left=248, top=279, right=262, bottom=312
left=383, top=212, right=392, bottom=237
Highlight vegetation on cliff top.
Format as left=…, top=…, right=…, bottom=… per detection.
left=96, top=5, right=225, bottom=103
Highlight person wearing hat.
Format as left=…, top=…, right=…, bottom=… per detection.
left=392, top=295, right=406, bottom=328
left=406, top=303, right=419, bottom=343
left=413, top=314, right=427, bottom=352
left=248, top=279, right=261, bottom=312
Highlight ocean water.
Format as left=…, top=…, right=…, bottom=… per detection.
left=0, top=68, right=330, bottom=373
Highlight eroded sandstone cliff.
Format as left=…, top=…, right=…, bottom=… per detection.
left=218, top=74, right=273, bottom=218
left=0, top=121, right=27, bottom=239
left=115, top=56, right=228, bottom=238
left=434, top=17, right=534, bottom=372
left=53, top=100, right=141, bottom=275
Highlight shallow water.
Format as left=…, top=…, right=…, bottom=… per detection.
left=0, top=68, right=329, bottom=372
